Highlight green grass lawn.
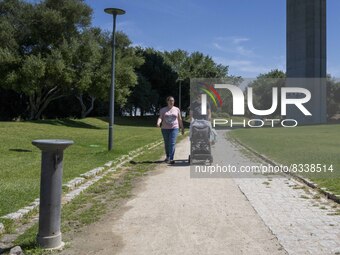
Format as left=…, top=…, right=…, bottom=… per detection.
left=229, top=124, right=340, bottom=194
left=0, top=117, right=162, bottom=216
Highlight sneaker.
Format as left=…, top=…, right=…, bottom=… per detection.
left=164, top=158, right=170, bottom=163
left=170, top=160, right=175, bottom=164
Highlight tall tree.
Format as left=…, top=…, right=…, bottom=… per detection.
left=125, top=74, right=159, bottom=116
left=185, top=51, right=229, bottom=78
left=0, top=0, right=92, bottom=119
left=326, top=76, right=340, bottom=119
left=114, top=32, right=145, bottom=111
left=163, top=50, right=234, bottom=113
left=163, top=49, right=189, bottom=79
left=247, top=69, right=286, bottom=118
left=136, top=48, right=178, bottom=112
left=64, top=28, right=103, bottom=118
left=74, top=30, right=144, bottom=118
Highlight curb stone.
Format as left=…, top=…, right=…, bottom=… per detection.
left=9, top=246, right=24, bottom=255
left=0, top=223, right=4, bottom=234
left=230, top=136, right=340, bottom=204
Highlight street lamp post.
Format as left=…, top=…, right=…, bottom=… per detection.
left=104, top=8, right=126, bottom=151
left=178, top=78, right=183, bottom=110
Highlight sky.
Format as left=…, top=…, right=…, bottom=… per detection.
left=86, top=0, right=340, bottom=78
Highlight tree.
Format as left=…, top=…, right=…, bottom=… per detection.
left=163, top=49, right=189, bottom=79
left=0, top=0, right=92, bottom=119
left=163, top=50, right=240, bottom=114
left=185, top=52, right=229, bottom=78
left=74, top=30, right=144, bottom=118
left=247, top=69, right=286, bottom=118
left=326, top=76, right=340, bottom=119
left=114, top=32, right=145, bottom=113
left=62, top=28, right=104, bottom=119
left=136, top=48, right=178, bottom=112
left=125, top=74, right=159, bottom=116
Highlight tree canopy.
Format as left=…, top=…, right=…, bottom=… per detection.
left=0, top=0, right=143, bottom=119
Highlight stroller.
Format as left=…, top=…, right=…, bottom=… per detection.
left=188, top=119, right=213, bottom=165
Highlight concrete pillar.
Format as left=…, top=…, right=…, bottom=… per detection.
left=32, top=139, right=73, bottom=250
left=286, top=0, right=327, bottom=124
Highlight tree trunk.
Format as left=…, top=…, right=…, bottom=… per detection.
left=76, top=94, right=96, bottom=119
left=85, top=96, right=95, bottom=117
left=28, top=87, right=63, bottom=120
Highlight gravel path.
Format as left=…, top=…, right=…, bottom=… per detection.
left=60, top=130, right=340, bottom=255
left=60, top=135, right=285, bottom=255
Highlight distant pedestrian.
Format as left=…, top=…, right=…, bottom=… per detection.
left=157, top=96, right=185, bottom=164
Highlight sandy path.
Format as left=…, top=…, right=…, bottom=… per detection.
left=60, top=137, right=286, bottom=255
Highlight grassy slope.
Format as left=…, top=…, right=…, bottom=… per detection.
left=229, top=124, right=340, bottom=194
left=0, top=117, right=162, bottom=216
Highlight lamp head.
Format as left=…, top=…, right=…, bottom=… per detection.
left=104, top=8, right=126, bottom=15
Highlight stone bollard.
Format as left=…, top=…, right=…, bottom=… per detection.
left=32, top=139, right=73, bottom=250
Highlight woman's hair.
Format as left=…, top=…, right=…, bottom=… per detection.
left=166, top=96, right=175, bottom=102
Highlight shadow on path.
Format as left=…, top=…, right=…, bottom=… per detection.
left=129, top=159, right=190, bottom=167
left=129, top=160, right=165, bottom=165
left=169, top=159, right=190, bottom=167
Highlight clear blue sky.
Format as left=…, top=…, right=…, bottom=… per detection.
left=86, top=0, right=340, bottom=78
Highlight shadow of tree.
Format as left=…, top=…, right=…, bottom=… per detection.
left=31, top=119, right=102, bottom=129
left=97, top=117, right=190, bottom=128
left=97, top=116, right=157, bottom=128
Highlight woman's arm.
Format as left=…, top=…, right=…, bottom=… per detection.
left=157, top=116, right=162, bottom=127
left=178, top=111, right=184, bottom=135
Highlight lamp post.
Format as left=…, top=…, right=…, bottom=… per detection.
left=178, top=78, right=183, bottom=110
left=104, top=8, right=126, bottom=151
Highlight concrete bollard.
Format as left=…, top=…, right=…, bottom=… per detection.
left=32, top=139, right=73, bottom=250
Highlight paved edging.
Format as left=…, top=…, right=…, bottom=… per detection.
left=228, top=134, right=340, bottom=204
left=0, top=140, right=163, bottom=232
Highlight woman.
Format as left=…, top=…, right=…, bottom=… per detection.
left=157, top=96, right=184, bottom=164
